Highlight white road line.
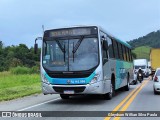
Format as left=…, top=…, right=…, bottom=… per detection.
left=18, top=97, right=61, bottom=111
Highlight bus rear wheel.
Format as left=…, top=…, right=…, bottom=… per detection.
left=60, top=94, right=70, bottom=99
left=133, top=80, right=138, bottom=85
left=124, top=75, right=130, bottom=91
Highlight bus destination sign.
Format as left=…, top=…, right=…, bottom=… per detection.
left=49, top=28, right=94, bottom=37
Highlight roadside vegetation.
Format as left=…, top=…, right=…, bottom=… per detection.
left=0, top=41, right=41, bottom=101
left=128, top=30, right=160, bottom=48
left=132, top=46, right=151, bottom=60
left=128, top=30, right=160, bottom=60
left=0, top=68, right=41, bottom=101
left=0, top=41, right=40, bottom=72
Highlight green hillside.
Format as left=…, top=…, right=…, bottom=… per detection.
left=132, top=46, right=151, bottom=60
left=128, top=30, right=160, bottom=59
left=128, top=30, right=160, bottom=48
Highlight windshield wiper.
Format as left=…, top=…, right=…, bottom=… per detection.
left=55, top=40, right=66, bottom=62
left=72, top=36, right=84, bottom=62
left=64, top=44, right=66, bottom=62
left=55, top=40, right=65, bottom=53
left=72, top=36, right=84, bottom=53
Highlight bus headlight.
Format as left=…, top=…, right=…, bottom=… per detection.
left=42, top=74, right=50, bottom=84
left=90, top=72, right=101, bottom=84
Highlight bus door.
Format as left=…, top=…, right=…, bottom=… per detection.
left=100, top=31, right=111, bottom=91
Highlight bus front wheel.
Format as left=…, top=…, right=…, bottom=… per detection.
left=60, top=94, right=70, bottom=99
left=102, top=83, right=114, bottom=100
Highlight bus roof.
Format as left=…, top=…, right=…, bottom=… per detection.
left=98, top=26, right=132, bottom=49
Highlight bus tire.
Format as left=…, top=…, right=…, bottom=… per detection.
left=60, top=94, right=70, bottom=99
left=111, top=74, right=115, bottom=96
left=124, top=75, right=130, bottom=91
left=107, top=83, right=114, bottom=100
left=102, top=83, right=114, bottom=100
left=133, top=80, right=138, bottom=85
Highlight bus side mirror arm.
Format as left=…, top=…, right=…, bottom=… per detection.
left=34, top=37, right=42, bottom=54
left=101, top=36, right=109, bottom=50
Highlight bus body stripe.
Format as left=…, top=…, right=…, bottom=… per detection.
left=44, top=71, right=95, bottom=85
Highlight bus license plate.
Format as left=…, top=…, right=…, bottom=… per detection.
left=64, top=90, right=74, bottom=94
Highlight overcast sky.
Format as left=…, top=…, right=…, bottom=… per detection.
left=0, top=0, right=160, bottom=47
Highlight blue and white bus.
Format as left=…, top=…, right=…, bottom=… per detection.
left=34, top=26, right=134, bottom=100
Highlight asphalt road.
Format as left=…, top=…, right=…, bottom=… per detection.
left=0, top=77, right=160, bottom=120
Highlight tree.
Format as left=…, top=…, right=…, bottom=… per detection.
left=128, top=30, right=160, bottom=48
left=0, top=41, right=3, bottom=48
left=131, top=52, right=137, bottom=59
left=0, top=42, right=40, bottom=72
left=0, top=41, right=4, bottom=71
left=10, top=58, right=23, bottom=68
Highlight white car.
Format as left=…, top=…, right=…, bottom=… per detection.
left=153, top=68, right=160, bottom=94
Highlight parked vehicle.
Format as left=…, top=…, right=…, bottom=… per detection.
left=153, top=68, right=160, bottom=94
left=150, top=49, right=160, bottom=75
left=133, top=59, right=149, bottom=78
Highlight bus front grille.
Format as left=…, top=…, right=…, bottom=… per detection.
left=47, top=72, right=91, bottom=78
left=53, top=86, right=86, bottom=93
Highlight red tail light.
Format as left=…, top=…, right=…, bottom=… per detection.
left=154, top=76, right=159, bottom=82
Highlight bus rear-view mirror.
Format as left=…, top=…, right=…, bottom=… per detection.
left=34, top=43, right=38, bottom=54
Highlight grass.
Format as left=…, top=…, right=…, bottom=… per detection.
left=10, top=66, right=31, bottom=74
left=0, top=72, right=41, bottom=101
left=132, top=46, right=151, bottom=60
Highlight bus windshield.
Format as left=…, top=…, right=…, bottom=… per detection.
left=42, top=37, right=99, bottom=71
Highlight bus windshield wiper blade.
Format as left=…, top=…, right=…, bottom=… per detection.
left=55, top=40, right=65, bottom=53
left=55, top=40, right=66, bottom=62
left=72, top=36, right=84, bottom=54
left=72, top=36, right=84, bottom=62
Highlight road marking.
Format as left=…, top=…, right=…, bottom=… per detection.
left=113, top=80, right=149, bottom=120
left=111, top=84, right=140, bottom=111
left=18, top=97, right=61, bottom=111
left=104, top=79, right=149, bottom=120
left=104, top=83, right=141, bottom=120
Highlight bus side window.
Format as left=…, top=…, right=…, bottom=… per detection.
left=129, top=49, right=132, bottom=61
left=113, top=40, right=119, bottom=59
left=107, top=37, right=114, bottom=58
left=120, top=44, right=124, bottom=60
left=102, top=41, right=108, bottom=64
left=118, top=43, right=123, bottom=60
left=130, top=50, right=133, bottom=61
left=122, top=45, right=127, bottom=61
left=127, top=48, right=130, bottom=62
left=125, top=47, right=129, bottom=62
left=100, top=31, right=108, bottom=64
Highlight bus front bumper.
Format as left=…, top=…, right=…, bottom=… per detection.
left=42, top=81, right=110, bottom=95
